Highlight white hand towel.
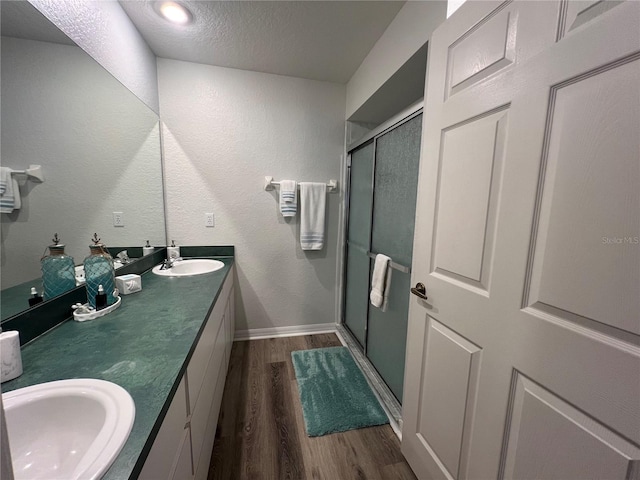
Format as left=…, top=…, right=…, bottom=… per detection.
left=370, top=254, right=392, bottom=310
left=279, top=179, right=297, bottom=217
left=0, top=168, right=19, bottom=214
left=300, top=182, right=326, bottom=250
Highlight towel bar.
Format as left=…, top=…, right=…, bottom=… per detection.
left=348, top=244, right=410, bottom=273
left=10, top=165, right=44, bottom=183
left=264, top=176, right=338, bottom=192
left=366, top=252, right=411, bottom=274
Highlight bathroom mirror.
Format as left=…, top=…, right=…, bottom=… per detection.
left=0, top=1, right=166, bottom=321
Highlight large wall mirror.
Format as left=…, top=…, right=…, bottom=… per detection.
left=1, top=1, right=166, bottom=320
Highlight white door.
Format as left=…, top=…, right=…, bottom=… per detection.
left=402, top=1, right=640, bottom=479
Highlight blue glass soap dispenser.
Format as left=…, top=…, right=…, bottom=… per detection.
left=84, top=233, right=117, bottom=308
left=41, top=233, right=76, bottom=300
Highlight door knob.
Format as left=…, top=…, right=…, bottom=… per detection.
left=410, top=282, right=428, bottom=300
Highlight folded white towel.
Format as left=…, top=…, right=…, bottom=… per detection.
left=0, top=168, right=20, bottom=214
left=370, top=254, right=392, bottom=310
left=279, top=179, right=297, bottom=217
left=300, top=182, right=326, bottom=250
left=0, top=167, right=8, bottom=195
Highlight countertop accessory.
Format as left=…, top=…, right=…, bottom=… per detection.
left=143, top=240, right=154, bottom=256
left=72, top=295, right=122, bottom=322
left=84, top=233, right=117, bottom=309
left=116, top=274, right=142, bottom=295
left=28, top=287, right=43, bottom=307
left=0, top=331, right=23, bottom=383
left=96, top=285, right=107, bottom=310
left=41, top=233, right=76, bottom=300
left=167, top=240, right=180, bottom=260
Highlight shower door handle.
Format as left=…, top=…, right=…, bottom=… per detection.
left=410, top=282, right=428, bottom=300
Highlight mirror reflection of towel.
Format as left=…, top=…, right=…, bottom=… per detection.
left=0, top=168, right=20, bottom=213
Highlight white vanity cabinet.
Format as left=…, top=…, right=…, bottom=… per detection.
left=139, top=267, right=235, bottom=480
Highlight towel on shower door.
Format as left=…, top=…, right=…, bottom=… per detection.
left=370, top=254, right=392, bottom=311
left=300, top=182, right=326, bottom=250
left=279, top=179, right=297, bottom=217
left=0, top=168, right=20, bottom=214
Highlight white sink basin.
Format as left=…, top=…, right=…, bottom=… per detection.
left=2, top=379, right=135, bottom=480
left=152, top=258, right=225, bottom=277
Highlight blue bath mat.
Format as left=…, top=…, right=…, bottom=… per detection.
left=291, top=346, right=389, bottom=437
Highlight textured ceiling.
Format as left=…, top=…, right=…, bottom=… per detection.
left=119, top=1, right=405, bottom=84
left=1, top=1, right=76, bottom=46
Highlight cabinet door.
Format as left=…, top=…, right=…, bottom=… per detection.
left=171, top=427, right=194, bottom=480
left=187, top=271, right=232, bottom=412
left=190, top=317, right=226, bottom=472
left=194, top=357, right=228, bottom=480
left=139, top=377, right=189, bottom=480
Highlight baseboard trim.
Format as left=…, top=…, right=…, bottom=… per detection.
left=234, top=323, right=337, bottom=341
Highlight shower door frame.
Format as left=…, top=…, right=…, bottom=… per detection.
left=339, top=100, right=424, bottom=431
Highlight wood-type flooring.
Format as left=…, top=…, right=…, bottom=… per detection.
left=208, top=334, right=416, bottom=480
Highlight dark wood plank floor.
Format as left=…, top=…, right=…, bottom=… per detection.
left=208, top=334, right=417, bottom=480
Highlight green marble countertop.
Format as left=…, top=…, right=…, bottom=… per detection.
left=3, top=256, right=234, bottom=479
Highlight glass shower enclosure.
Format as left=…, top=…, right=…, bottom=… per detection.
left=342, top=106, right=423, bottom=406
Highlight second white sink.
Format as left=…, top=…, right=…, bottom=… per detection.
left=152, top=258, right=224, bottom=277
left=2, top=378, right=135, bottom=480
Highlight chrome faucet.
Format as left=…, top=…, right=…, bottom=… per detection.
left=159, top=257, right=182, bottom=270
left=116, top=250, right=130, bottom=264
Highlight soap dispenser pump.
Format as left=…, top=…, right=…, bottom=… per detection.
left=28, top=287, right=43, bottom=307
left=167, top=240, right=180, bottom=260
left=143, top=240, right=154, bottom=256
left=95, top=284, right=107, bottom=310
left=83, top=233, right=116, bottom=309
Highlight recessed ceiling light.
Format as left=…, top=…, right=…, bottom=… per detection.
left=155, top=1, right=193, bottom=25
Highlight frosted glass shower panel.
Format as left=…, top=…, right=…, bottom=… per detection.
left=344, top=141, right=374, bottom=348
left=371, top=115, right=422, bottom=267
left=344, top=245, right=371, bottom=347
left=367, top=267, right=411, bottom=402
left=347, top=141, right=374, bottom=248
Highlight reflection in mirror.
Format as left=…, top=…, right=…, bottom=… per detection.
left=0, top=1, right=165, bottom=321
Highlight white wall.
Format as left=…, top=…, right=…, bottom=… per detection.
left=345, top=0, right=447, bottom=120
left=158, top=59, right=346, bottom=331
left=28, top=0, right=159, bottom=113
left=448, top=0, right=469, bottom=18
left=1, top=37, right=165, bottom=288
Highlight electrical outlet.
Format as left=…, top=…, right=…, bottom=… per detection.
left=113, top=212, right=124, bottom=227
left=205, top=213, right=215, bottom=227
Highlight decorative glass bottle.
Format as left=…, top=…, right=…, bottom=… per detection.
left=84, top=233, right=117, bottom=308
left=41, top=234, right=76, bottom=300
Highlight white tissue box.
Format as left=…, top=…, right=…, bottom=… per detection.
left=115, top=274, right=142, bottom=295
